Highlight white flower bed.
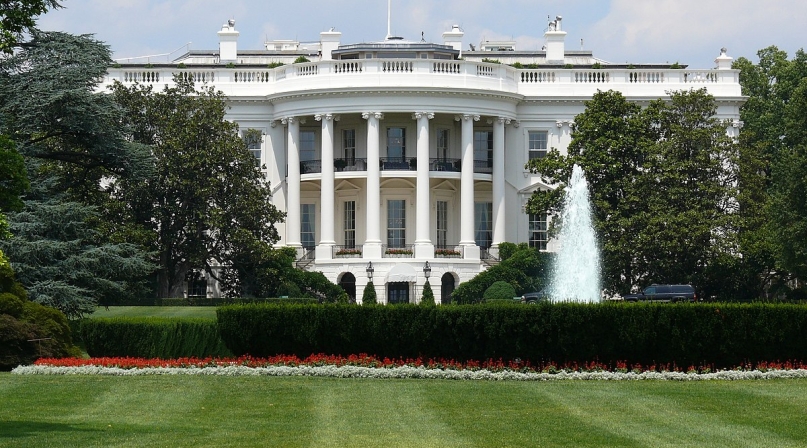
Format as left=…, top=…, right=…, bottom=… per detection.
left=12, top=364, right=807, bottom=381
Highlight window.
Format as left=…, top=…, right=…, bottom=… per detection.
left=344, top=201, right=356, bottom=248
left=528, top=131, right=548, bottom=160
left=388, top=282, right=409, bottom=304
left=300, top=130, right=316, bottom=161
left=343, top=129, right=356, bottom=164
left=436, top=201, right=448, bottom=247
left=529, top=213, right=548, bottom=250
left=437, top=129, right=449, bottom=160
left=387, top=199, right=406, bottom=248
left=301, top=204, right=316, bottom=249
left=474, top=130, right=493, bottom=170
left=387, top=127, right=406, bottom=161
left=474, top=202, right=492, bottom=249
left=242, top=129, right=262, bottom=166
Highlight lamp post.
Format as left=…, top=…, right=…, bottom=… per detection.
left=366, top=261, right=374, bottom=282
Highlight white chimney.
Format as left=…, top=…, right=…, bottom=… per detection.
left=715, top=47, right=733, bottom=70
left=544, top=16, right=566, bottom=64
left=218, top=19, right=239, bottom=63
left=320, top=28, right=342, bottom=61
left=442, top=24, right=464, bottom=54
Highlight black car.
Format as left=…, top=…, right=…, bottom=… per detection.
left=621, top=284, right=697, bottom=303
left=521, top=289, right=550, bottom=304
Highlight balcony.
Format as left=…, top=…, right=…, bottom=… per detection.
left=429, top=158, right=461, bottom=172
left=380, top=157, right=415, bottom=171
left=382, top=245, right=414, bottom=258
left=333, top=245, right=362, bottom=258
left=335, top=158, right=367, bottom=172
left=435, top=245, right=463, bottom=258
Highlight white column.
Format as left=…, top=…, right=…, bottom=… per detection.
left=492, top=117, right=508, bottom=249
left=363, top=112, right=383, bottom=259
left=284, top=117, right=301, bottom=247
left=413, top=112, right=434, bottom=259
left=457, top=114, right=479, bottom=258
left=316, top=113, right=338, bottom=260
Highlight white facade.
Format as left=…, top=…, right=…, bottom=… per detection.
left=102, top=20, right=743, bottom=304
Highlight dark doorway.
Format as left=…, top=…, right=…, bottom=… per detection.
left=441, top=273, right=455, bottom=304
left=387, top=282, right=410, bottom=304
left=339, top=272, right=357, bottom=303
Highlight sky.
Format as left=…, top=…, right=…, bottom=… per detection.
left=38, top=0, right=806, bottom=68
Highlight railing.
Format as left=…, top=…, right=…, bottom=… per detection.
left=105, top=62, right=738, bottom=97
left=473, top=159, right=492, bottom=174
left=380, top=157, right=416, bottom=171
left=429, top=158, right=461, bottom=172
left=334, top=158, right=367, bottom=172
left=382, top=244, right=414, bottom=258
left=300, top=160, right=321, bottom=174
left=435, top=245, right=463, bottom=258
left=333, top=245, right=362, bottom=258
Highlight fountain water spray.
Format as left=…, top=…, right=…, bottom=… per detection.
left=549, top=164, right=601, bottom=303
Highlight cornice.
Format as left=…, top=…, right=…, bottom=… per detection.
left=266, top=87, right=524, bottom=104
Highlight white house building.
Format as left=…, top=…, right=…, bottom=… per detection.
left=101, top=16, right=743, bottom=304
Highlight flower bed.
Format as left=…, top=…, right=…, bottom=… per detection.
left=12, top=355, right=807, bottom=381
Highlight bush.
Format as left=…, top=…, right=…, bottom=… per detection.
left=452, top=245, right=549, bottom=304
left=293, top=56, right=310, bottom=64
left=362, top=282, right=377, bottom=305
left=421, top=281, right=435, bottom=306
left=483, top=281, right=517, bottom=301
left=80, top=317, right=232, bottom=358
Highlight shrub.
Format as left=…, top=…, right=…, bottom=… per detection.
left=483, top=281, right=517, bottom=300
left=80, top=317, right=232, bottom=358
left=293, top=56, right=310, bottom=64
left=277, top=281, right=302, bottom=298
left=421, top=281, right=435, bottom=306
left=362, top=282, right=377, bottom=305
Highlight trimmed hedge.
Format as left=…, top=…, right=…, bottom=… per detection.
left=80, top=317, right=233, bottom=358
left=217, top=302, right=807, bottom=368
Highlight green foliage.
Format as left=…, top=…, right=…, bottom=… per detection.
left=1, top=198, right=155, bottom=318
left=362, top=282, right=377, bottom=305
left=421, top=281, right=435, bottom=306
left=481, top=58, right=501, bottom=64
left=0, top=135, right=28, bottom=212
left=527, top=89, right=737, bottom=298
left=109, top=76, right=284, bottom=298
left=452, top=245, right=549, bottom=304
left=591, top=62, right=602, bottom=69
left=483, top=281, right=517, bottom=301
left=293, top=56, right=310, bottom=64
left=216, top=302, right=807, bottom=368
left=80, top=317, right=232, bottom=358
left=225, top=62, right=236, bottom=68
left=669, top=62, right=682, bottom=69
left=267, top=62, right=285, bottom=68
left=0, top=1, right=61, bottom=53
left=276, top=281, right=302, bottom=298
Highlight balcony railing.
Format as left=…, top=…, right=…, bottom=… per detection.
left=335, top=158, right=367, bottom=172
left=382, top=244, right=414, bottom=258
left=473, top=159, right=492, bottom=174
left=429, top=158, right=461, bottom=172
left=380, top=157, right=416, bottom=171
left=435, top=245, right=463, bottom=258
left=300, top=160, right=321, bottom=174
left=333, top=245, right=362, bottom=258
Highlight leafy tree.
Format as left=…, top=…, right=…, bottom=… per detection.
left=734, top=47, right=807, bottom=298
left=0, top=0, right=61, bottom=53
left=362, top=282, right=377, bottom=305
left=452, top=245, right=549, bottom=304
left=527, top=89, right=737, bottom=297
left=0, top=135, right=28, bottom=212
left=420, top=281, right=435, bottom=306
left=109, top=77, right=284, bottom=297
left=483, top=281, right=516, bottom=301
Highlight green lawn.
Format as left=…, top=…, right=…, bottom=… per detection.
left=89, top=306, right=217, bottom=319
left=2, top=374, right=806, bottom=447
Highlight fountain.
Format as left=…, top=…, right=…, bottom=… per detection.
left=548, top=164, right=601, bottom=303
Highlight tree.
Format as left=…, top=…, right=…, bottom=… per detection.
left=0, top=0, right=61, bottom=53
left=734, top=47, right=807, bottom=298
left=527, top=89, right=737, bottom=297
left=420, top=281, right=435, bottom=306
left=109, top=77, right=284, bottom=297
left=0, top=135, right=28, bottom=212
left=452, top=244, right=549, bottom=304
left=362, top=282, right=377, bottom=305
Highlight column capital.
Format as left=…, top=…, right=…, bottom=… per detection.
left=412, top=112, right=435, bottom=120
left=497, top=117, right=512, bottom=125
left=280, top=117, right=295, bottom=125
left=454, top=114, right=480, bottom=122
left=270, top=120, right=278, bottom=128
left=362, top=112, right=384, bottom=120
left=315, top=113, right=340, bottom=122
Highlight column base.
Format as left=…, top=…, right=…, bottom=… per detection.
left=315, top=244, right=334, bottom=261
left=362, top=242, right=383, bottom=259
left=414, top=243, right=434, bottom=259
left=462, top=245, right=480, bottom=260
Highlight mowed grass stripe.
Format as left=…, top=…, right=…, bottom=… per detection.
left=3, top=375, right=807, bottom=447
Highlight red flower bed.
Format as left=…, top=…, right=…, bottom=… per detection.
left=32, top=354, right=807, bottom=374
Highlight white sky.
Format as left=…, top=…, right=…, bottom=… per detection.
left=38, top=0, right=806, bottom=67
